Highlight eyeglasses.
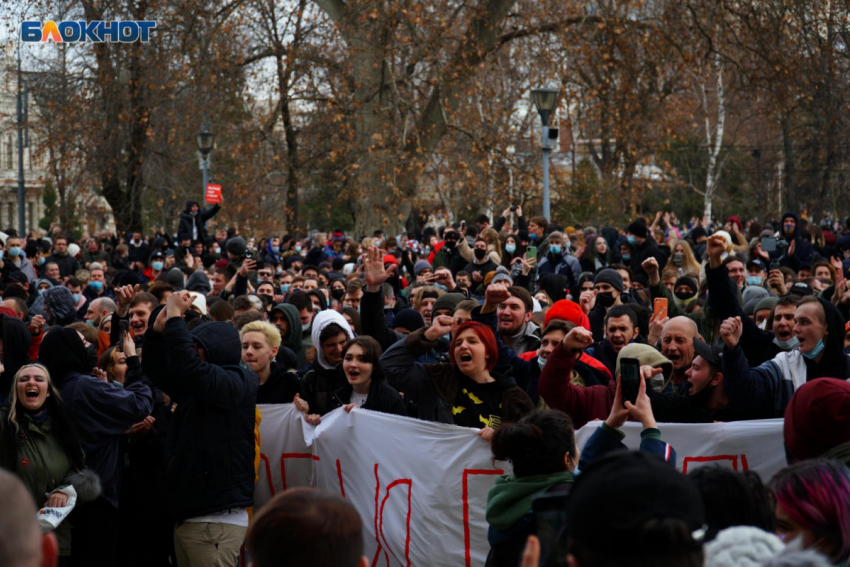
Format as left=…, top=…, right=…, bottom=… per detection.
left=258, top=272, right=273, bottom=277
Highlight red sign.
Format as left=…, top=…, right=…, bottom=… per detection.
left=205, top=184, right=222, bottom=204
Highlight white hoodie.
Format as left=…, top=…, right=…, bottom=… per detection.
left=311, top=309, right=355, bottom=369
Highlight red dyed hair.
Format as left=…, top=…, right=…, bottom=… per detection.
left=449, top=321, right=498, bottom=371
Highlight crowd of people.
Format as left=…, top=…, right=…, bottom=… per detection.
left=2, top=200, right=850, bottom=567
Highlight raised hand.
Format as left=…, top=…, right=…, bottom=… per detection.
left=719, top=316, right=743, bottom=349
left=641, top=257, right=660, bottom=285
left=424, top=315, right=457, bottom=342
left=706, top=235, right=727, bottom=268
left=115, top=284, right=140, bottom=316
left=364, top=246, right=393, bottom=291
left=624, top=374, right=657, bottom=430
left=579, top=289, right=596, bottom=315
left=562, top=326, right=594, bottom=351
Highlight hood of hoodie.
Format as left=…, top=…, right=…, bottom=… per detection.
left=811, top=297, right=849, bottom=379
left=781, top=211, right=801, bottom=240
left=183, top=200, right=199, bottom=214
left=307, top=289, right=328, bottom=312
left=271, top=303, right=303, bottom=353
left=615, top=343, right=673, bottom=382
left=539, top=273, right=570, bottom=303
left=311, top=309, right=355, bottom=369
left=186, top=271, right=212, bottom=294
left=486, top=472, right=574, bottom=530
left=191, top=321, right=242, bottom=367
left=0, top=314, right=31, bottom=383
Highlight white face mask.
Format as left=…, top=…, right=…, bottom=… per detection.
left=537, top=356, right=547, bottom=370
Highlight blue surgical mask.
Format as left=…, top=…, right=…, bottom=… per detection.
left=529, top=233, right=538, bottom=241
left=71, top=293, right=81, bottom=304
left=276, top=268, right=283, bottom=276
left=213, top=247, right=221, bottom=254
left=280, top=284, right=291, bottom=293
left=152, top=261, right=164, bottom=271
left=91, top=281, right=104, bottom=292
left=627, top=236, right=636, bottom=246
left=505, top=244, right=516, bottom=254
left=773, top=336, right=799, bottom=350
left=550, top=244, right=562, bottom=255
left=537, top=356, right=547, bottom=370
left=622, top=254, right=631, bottom=262
left=39, top=257, right=45, bottom=265
left=86, top=319, right=96, bottom=326
left=746, top=276, right=762, bottom=286
left=434, top=283, right=448, bottom=291
left=38, top=288, right=48, bottom=296
left=271, top=246, right=280, bottom=254
left=802, top=338, right=826, bottom=360
left=8, top=247, right=21, bottom=257
left=295, top=246, right=302, bottom=253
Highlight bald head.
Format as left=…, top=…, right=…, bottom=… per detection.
left=85, top=297, right=116, bottom=327
left=0, top=469, right=57, bottom=567
left=661, top=316, right=700, bottom=372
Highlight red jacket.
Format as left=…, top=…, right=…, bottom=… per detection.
left=537, top=343, right=616, bottom=429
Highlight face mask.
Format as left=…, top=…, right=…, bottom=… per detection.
left=38, top=288, right=48, bottom=296
left=39, top=257, right=45, bottom=265
left=213, top=247, right=221, bottom=254
left=280, top=284, right=291, bottom=293
left=8, top=247, right=20, bottom=257
left=434, top=283, right=448, bottom=291
left=295, top=246, right=302, bottom=253
left=672, top=253, right=683, bottom=266
left=505, top=244, right=516, bottom=254
left=71, top=293, right=82, bottom=304
left=86, top=319, right=96, bottom=326
left=86, top=344, right=98, bottom=369
left=746, top=276, right=762, bottom=286
left=621, top=254, right=631, bottom=262
left=673, top=294, right=696, bottom=309
left=773, top=336, right=799, bottom=350
left=444, top=240, right=457, bottom=250
left=537, top=356, right=547, bottom=371
left=91, top=281, right=104, bottom=292
left=802, top=338, right=826, bottom=360
left=276, top=267, right=283, bottom=276
left=627, top=236, right=636, bottom=246
left=596, top=292, right=616, bottom=308
left=271, top=246, right=280, bottom=254
left=474, top=248, right=487, bottom=260
left=331, top=288, right=345, bottom=300
left=530, top=233, right=538, bottom=241
left=758, top=319, right=768, bottom=330
left=674, top=290, right=695, bottom=301
left=784, top=224, right=794, bottom=235
left=190, top=211, right=197, bottom=216
left=152, top=261, right=164, bottom=271
left=550, top=244, right=562, bottom=255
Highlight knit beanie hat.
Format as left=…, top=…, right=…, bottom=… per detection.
left=691, top=226, right=708, bottom=240
left=167, top=268, right=185, bottom=291
left=594, top=268, right=624, bottom=293
left=45, top=286, right=77, bottom=325
left=544, top=299, right=587, bottom=329
left=432, top=293, right=465, bottom=315
left=754, top=296, right=779, bottom=315
left=742, top=285, right=769, bottom=305
left=391, top=308, right=425, bottom=332
left=615, top=343, right=673, bottom=382
left=704, top=527, right=784, bottom=567
left=413, top=260, right=432, bottom=277
left=225, top=236, right=247, bottom=257
left=784, top=378, right=850, bottom=462
left=627, top=220, right=649, bottom=239
left=674, top=276, right=698, bottom=295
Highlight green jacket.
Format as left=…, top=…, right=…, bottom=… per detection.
left=648, top=281, right=717, bottom=345
left=0, top=407, right=74, bottom=555
left=485, top=471, right=574, bottom=530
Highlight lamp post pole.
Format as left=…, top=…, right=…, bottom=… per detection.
left=16, top=45, right=28, bottom=236
left=197, top=125, right=215, bottom=204
left=531, top=87, right=559, bottom=222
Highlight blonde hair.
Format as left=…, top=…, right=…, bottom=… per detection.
left=240, top=321, right=282, bottom=348
left=7, top=364, right=58, bottom=434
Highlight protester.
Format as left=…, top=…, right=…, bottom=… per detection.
left=0, top=469, right=59, bottom=567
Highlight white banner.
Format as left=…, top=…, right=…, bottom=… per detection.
left=256, top=406, right=786, bottom=567
left=576, top=418, right=787, bottom=479
left=256, top=404, right=505, bottom=567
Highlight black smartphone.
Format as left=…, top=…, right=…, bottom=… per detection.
left=255, top=259, right=265, bottom=270
left=620, top=357, right=641, bottom=406
left=119, top=320, right=129, bottom=352
left=532, top=493, right=570, bottom=567
left=761, top=236, right=777, bottom=253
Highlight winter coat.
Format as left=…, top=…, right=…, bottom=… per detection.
left=705, top=264, right=782, bottom=365
left=771, top=211, right=817, bottom=271
left=142, top=316, right=258, bottom=521
left=536, top=252, right=581, bottom=292
left=629, top=237, right=668, bottom=277
left=432, top=245, right=470, bottom=276
left=379, top=328, right=534, bottom=425
left=299, top=310, right=355, bottom=416
left=722, top=299, right=850, bottom=418
left=257, top=362, right=301, bottom=404
left=177, top=200, right=221, bottom=244
left=45, top=252, right=80, bottom=278
left=9, top=255, right=37, bottom=283
left=0, top=314, right=32, bottom=404
left=328, top=374, right=407, bottom=417
left=503, top=321, right=541, bottom=356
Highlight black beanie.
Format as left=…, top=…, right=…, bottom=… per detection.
left=674, top=276, right=698, bottom=295
left=391, top=308, right=425, bottom=332
left=627, top=221, right=648, bottom=239
left=593, top=269, right=624, bottom=293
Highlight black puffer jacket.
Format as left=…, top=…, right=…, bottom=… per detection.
left=143, top=312, right=258, bottom=521
left=177, top=200, right=221, bottom=244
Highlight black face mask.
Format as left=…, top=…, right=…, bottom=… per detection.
left=444, top=240, right=457, bottom=249
left=86, top=344, right=98, bottom=370
left=596, top=292, right=616, bottom=308
left=674, top=290, right=696, bottom=301
left=331, top=288, right=345, bottom=300
left=474, top=248, right=487, bottom=260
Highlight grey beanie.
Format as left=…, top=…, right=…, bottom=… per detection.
left=742, top=285, right=769, bottom=305
left=45, top=286, right=77, bottom=325
left=593, top=268, right=624, bottom=293
left=166, top=268, right=185, bottom=291
left=225, top=236, right=247, bottom=257
left=413, top=259, right=432, bottom=277
left=754, top=296, right=779, bottom=315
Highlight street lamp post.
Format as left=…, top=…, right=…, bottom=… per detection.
left=531, top=87, right=559, bottom=221
left=196, top=125, right=216, bottom=204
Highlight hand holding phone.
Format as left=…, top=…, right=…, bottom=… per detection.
left=118, top=320, right=129, bottom=352
left=526, top=246, right=537, bottom=262
left=653, top=297, right=668, bottom=320
left=620, top=357, right=641, bottom=406
left=533, top=493, right=570, bottom=567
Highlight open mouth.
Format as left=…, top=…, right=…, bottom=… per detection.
left=25, top=390, right=38, bottom=400
left=348, top=369, right=361, bottom=377
left=777, top=330, right=792, bottom=340
left=459, top=353, right=473, bottom=363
